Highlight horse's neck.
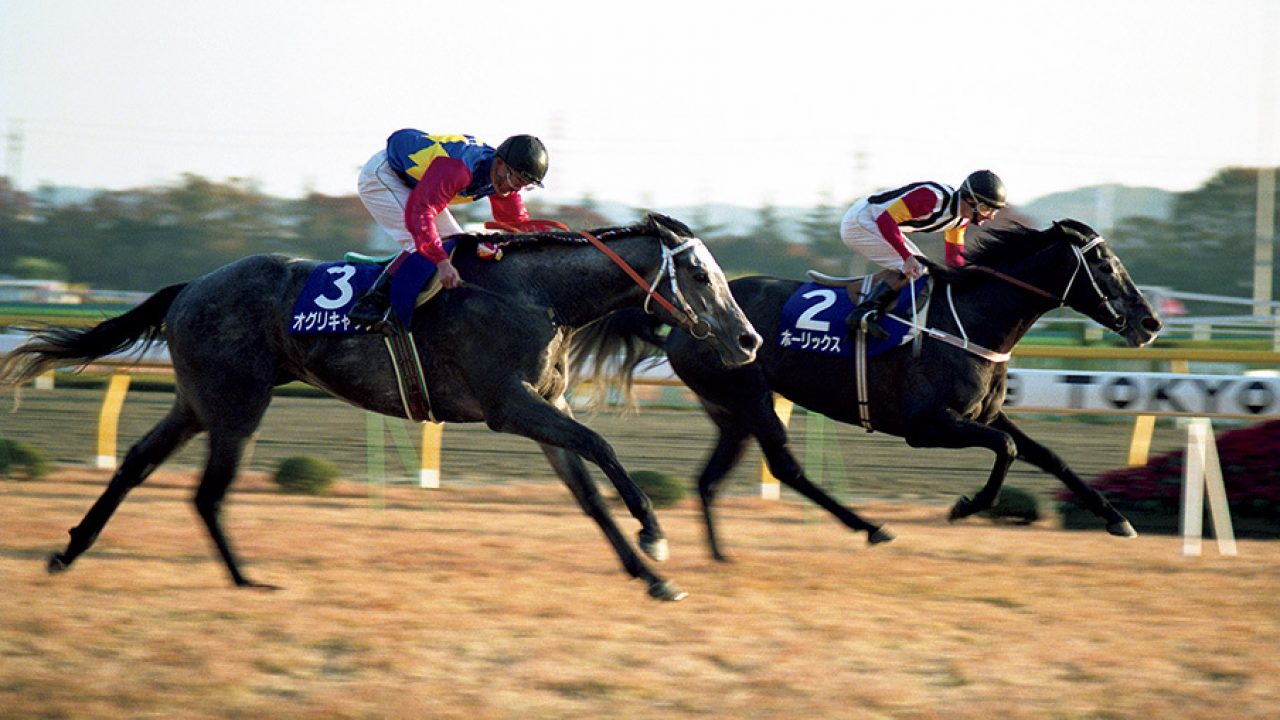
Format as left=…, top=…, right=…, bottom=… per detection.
left=506, top=235, right=661, bottom=328
left=939, top=268, right=1053, bottom=352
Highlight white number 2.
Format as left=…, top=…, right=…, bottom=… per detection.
left=315, top=265, right=357, bottom=309
left=796, top=288, right=836, bottom=332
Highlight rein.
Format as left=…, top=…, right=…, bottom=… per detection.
left=484, top=219, right=707, bottom=336
left=882, top=237, right=1121, bottom=364
left=969, top=236, right=1124, bottom=330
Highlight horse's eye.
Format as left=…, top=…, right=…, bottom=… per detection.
left=693, top=270, right=710, bottom=284
left=1098, top=261, right=1116, bottom=275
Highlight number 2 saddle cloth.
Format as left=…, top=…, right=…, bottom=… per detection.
left=777, top=274, right=931, bottom=359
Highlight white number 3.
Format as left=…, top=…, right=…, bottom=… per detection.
left=315, top=265, right=357, bottom=309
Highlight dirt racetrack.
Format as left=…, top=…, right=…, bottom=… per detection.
left=2, top=466, right=1278, bottom=719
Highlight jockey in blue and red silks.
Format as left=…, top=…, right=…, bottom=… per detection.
left=347, top=129, right=549, bottom=332
left=839, top=170, right=1008, bottom=338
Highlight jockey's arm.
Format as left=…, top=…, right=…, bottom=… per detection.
left=489, top=189, right=531, bottom=226
left=874, top=186, right=944, bottom=260
left=403, top=158, right=471, bottom=264
left=944, top=225, right=967, bottom=267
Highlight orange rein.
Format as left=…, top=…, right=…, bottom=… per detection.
left=482, top=220, right=690, bottom=322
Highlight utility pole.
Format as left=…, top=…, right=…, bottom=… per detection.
left=4, top=118, right=23, bottom=189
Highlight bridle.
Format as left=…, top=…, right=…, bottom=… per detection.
left=577, top=229, right=712, bottom=339
left=971, top=235, right=1126, bottom=332
left=485, top=219, right=711, bottom=338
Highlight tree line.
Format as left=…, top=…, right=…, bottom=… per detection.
left=0, top=168, right=1276, bottom=302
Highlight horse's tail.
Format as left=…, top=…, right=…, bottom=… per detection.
left=567, top=308, right=669, bottom=410
left=0, top=283, right=187, bottom=387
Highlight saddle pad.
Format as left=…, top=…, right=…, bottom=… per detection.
left=777, top=279, right=927, bottom=358
left=290, top=240, right=455, bottom=335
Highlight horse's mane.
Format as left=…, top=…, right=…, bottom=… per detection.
left=925, top=221, right=1075, bottom=286
left=963, top=221, right=1061, bottom=267
left=451, top=213, right=694, bottom=258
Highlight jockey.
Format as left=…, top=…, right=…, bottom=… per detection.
left=840, top=170, right=1007, bottom=339
left=347, top=129, right=549, bottom=332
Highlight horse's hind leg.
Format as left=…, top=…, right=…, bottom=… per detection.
left=193, top=430, right=275, bottom=589
left=48, top=406, right=201, bottom=574
left=538, top=443, right=685, bottom=601
left=695, top=410, right=751, bottom=562
left=735, top=398, right=892, bottom=547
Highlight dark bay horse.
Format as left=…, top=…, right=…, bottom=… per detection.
left=0, top=213, right=761, bottom=600
left=571, top=219, right=1162, bottom=561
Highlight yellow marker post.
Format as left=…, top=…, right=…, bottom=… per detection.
left=759, top=396, right=793, bottom=500
left=419, top=421, right=444, bottom=488
left=96, top=372, right=132, bottom=469
left=1127, top=415, right=1156, bottom=466
left=1127, top=358, right=1191, bottom=467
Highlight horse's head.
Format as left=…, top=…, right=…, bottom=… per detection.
left=1049, top=219, right=1162, bottom=347
left=643, top=213, right=761, bottom=366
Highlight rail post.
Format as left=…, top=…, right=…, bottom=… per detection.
left=95, top=372, right=132, bottom=469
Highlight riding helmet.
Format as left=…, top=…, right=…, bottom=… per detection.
left=495, top=135, right=549, bottom=187
left=960, top=170, right=1008, bottom=208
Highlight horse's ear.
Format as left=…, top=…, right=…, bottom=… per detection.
left=1054, top=218, right=1097, bottom=244
left=646, top=212, right=694, bottom=240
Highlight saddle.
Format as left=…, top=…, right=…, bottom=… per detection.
left=806, top=268, right=902, bottom=303
left=342, top=251, right=446, bottom=312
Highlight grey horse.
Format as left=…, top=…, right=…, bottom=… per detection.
left=0, top=213, right=762, bottom=600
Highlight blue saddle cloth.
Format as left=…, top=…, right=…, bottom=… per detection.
left=289, top=241, right=453, bottom=334
left=777, top=278, right=927, bottom=358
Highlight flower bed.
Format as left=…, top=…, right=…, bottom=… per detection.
left=1057, top=419, right=1280, bottom=538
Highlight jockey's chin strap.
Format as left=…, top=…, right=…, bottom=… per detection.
left=485, top=219, right=708, bottom=337
left=971, top=236, right=1125, bottom=332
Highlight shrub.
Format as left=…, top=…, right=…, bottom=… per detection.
left=1057, top=419, right=1280, bottom=521
left=273, top=456, right=339, bottom=495
left=629, top=470, right=686, bottom=509
left=977, top=485, right=1041, bottom=525
left=0, top=438, right=51, bottom=481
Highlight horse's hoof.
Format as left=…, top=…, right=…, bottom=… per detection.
left=948, top=495, right=976, bottom=523
left=647, top=580, right=687, bottom=601
left=46, top=553, right=69, bottom=574
left=868, top=526, right=896, bottom=544
left=1107, top=520, right=1138, bottom=538
left=639, top=534, right=669, bottom=562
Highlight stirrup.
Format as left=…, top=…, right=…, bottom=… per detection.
left=860, top=313, right=890, bottom=340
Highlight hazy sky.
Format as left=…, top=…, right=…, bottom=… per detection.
left=2, top=1, right=1277, bottom=208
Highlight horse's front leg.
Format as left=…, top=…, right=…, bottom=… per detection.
left=990, top=412, right=1136, bottom=538
left=482, top=386, right=684, bottom=601
left=903, top=408, right=1017, bottom=522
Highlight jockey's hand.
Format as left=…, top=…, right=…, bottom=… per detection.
left=437, top=259, right=463, bottom=289
left=901, top=255, right=925, bottom=280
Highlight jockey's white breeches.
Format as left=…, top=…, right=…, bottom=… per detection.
left=839, top=199, right=921, bottom=273
left=357, top=150, right=463, bottom=253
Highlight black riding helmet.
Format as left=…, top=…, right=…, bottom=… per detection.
left=495, top=135, right=549, bottom=187
left=960, top=170, right=1007, bottom=208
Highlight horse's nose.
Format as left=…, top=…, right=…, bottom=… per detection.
left=1142, top=316, right=1163, bottom=333
left=739, top=332, right=760, bottom=352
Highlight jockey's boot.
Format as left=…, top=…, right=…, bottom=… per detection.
left=845, top=280, right=898, bottom=340
left=347, top=269, right=394, bottom=335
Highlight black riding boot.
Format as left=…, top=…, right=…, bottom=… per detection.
left=347, top=269, right=394, bottom=334
left=845, top=280, right=899, bottom=340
